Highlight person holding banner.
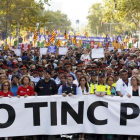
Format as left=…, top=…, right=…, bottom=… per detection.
left=78, top=76, right=89, bottom=95
left=58, top=74, right=81, bottom=96
left=90, top=73, right=111, bottom=97
left=126, top=76, right=140, bottom=97
left=0, top=80, right=13, bottom=98
left=116, top=70, right=131, bottom=97
left=17, top=75, right=35, bottom=97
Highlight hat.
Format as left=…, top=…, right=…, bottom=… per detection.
left=76, top=62, right=83, bottom=67
left=91, top=71, right=98, bottom=76
left=32, top=69, right=38, bottom=74
left=6, top=70, right=12, bottom=76
left=115, top=67, right=121, bottom=71
left=64, top=63, right=72, bottom=67
left=2, top=65, right=8, bottom=69
left=98, top=73, right=105, bottom=78
left=0, top=59, right=3, bottom=62
left=38, top=66, right=44, bottom=72
left=114, top=71, right=120, bottom=76
left=13, top=64, right=19, bottom=68
left=100, top=64, right=106, bottom=68
left=86, top=66, right=92, bottom=71
left=67, top=74, right=74, bottom=80
left=19, top=65, right=27, bottom=70
left=58, top=69, right=65, bottom=73
left=18, top=58, right=22, bottom=62
left=92, top=66, right=99, bottom=70
left=45, top=70, right=51, bottom=75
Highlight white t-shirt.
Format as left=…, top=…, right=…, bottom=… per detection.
left=80, top=54, right=91, bottom=65
left=116, top=78, right=131, bottom=95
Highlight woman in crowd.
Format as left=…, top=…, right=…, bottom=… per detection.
left=78, top=76, right=89, bottom=140
left=17, top=75, right=34, bottom=97
left=30, top=81, right=35, bottom=90
left=0, top=80, right=13, bottom=140
left=126, top=76, right=140, bottom=97
left=11, top=75, right=19, bottom=96
left=125, top=75, right=140, bottom=140
left=106, top=76, right=117, bottom=140
left=0, top=80, right=13, bottom=98
left=78, top=76, right=89, bottom=95
left=106, top=76, right=117, bottom=96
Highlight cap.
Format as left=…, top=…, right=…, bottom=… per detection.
left=64, top=63, right=72, bottom=67
left=2, top=65, right=8, bottom=69
left=100, top=64, right=106, bottom=68
left=114, top=71, right=120, bottom=76
left=13, top=64, right=19, bottom=68
left=58, top=69, right=65, bottom=73
left=6, top=70, right=12, bottom=75
left=38, top=66, right=44, bottom=72
left=18, top=58, right=22, bottom=62
left=51, top=55, right=55, bottom=58
left=98, top=73, right=105, bottom=78
left=32, top=69, right=38, bottom=74
left=67, top=74, right=74, bottom=80
left=19, top=65, right=27, bottom=70
left=115, top=67, right=121, bottom=71
left=45, top=70, right=51, bottom=75
left=86, top=66, right=92, bottom=71
left=76, top=62, right=83, bottom=66
left=91, top=71, right=98, bottom=76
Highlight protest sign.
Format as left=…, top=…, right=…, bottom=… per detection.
left=40, top=48, right=48, bottom=55
left=0, top=95, right=140, bottom=137
left=109, top=47, right=114, bottom=51
left=48, top=46, right=57, bottom=53
left=12, top=49, right=21, bottom=56
left=92, top=48, right=104, bottom=58
left=58, top=47, right=68, bottom=55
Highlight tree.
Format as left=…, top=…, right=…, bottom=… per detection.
left=87, top=3, right=104, bottom=36
left=102, top=0, right=139, bottom=36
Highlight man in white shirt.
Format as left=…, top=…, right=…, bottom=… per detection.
left=116, top=70, right=131, bottom=97
left=73, top=70, right=83, bottom=86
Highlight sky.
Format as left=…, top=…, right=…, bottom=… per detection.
left=45, top=0, right=103, bottom=29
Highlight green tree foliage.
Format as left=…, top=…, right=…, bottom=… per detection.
left=102, top=0, right=139, bottom=35
left=0, top=0, right=71, bottom=36
left=87, top=3, right=104, bottom=36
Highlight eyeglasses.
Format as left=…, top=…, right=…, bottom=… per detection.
left=4, top=85, right=9, bottom=87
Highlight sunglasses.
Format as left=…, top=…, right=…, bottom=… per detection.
left=4, top=85, right=9, bottom=87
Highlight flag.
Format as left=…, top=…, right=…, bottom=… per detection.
left=33, top=30, right=38, bottom=40
left=46, top=39, right=52, bottom=47
left=56, top=39, right=62, bottom=47
left=69, top=30, right=74, bottom=36
left=85, top=31, right=88, bottom=38
left=76, top=31, right=80, bottom=36
left=102, top=33, right=106, bottom=38
left=124, top=35, right=130, bottom=43
left=46, top=30, right=50, bottom=36
left=51, top=29, right=57, bottom=37
left=64, top=31, right=68, bottom=40
left=40, top=27, right=44, bottom=35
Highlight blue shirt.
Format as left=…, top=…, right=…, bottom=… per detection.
left=11, top=85, right=18, bottom=96
left=58, top=84, right=81, bottom=95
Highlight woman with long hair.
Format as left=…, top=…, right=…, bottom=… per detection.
left=78, top=76, right=89, bottom=140
left=78, top=76, right=89, bottom=95
left=17, top=75, right=34, bottom=98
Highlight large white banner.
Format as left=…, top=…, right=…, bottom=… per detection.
left=0, top=95, right=140, bottom=137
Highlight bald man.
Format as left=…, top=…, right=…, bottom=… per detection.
left=132, top=69, right=140, bottom=76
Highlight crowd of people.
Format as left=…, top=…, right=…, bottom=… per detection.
left=0, top=47, right=140, bottom=140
